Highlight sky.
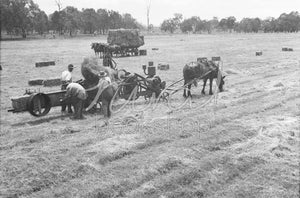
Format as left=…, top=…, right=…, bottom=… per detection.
left=34, top=0, right=300, bottom=26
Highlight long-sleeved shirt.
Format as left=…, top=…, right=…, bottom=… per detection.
left=65, top=83, right=87, bottom=100
left=61, top=70, right=72, bottom=83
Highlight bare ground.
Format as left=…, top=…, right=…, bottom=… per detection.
left=0, top=33, right=299, bottom=198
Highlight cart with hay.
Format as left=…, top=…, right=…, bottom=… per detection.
left=92, top=29, right=146, bottom=58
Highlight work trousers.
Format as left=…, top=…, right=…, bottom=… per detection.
left=61, top=84, right=72, bottom=112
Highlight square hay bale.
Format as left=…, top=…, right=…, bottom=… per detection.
left=139, top=49, right=147, bottom=56
left=212, top=56, right=221, bottom=61
left=43, top=78, right=61, bottom=87
left=28, top=78, right=44, bottom=86
left=255, top=51, right=263, bottom=56
left=35, top=61, right=55, bottom=67
left=158, top=64, right=170, bottom=70
left=11, top=95, right=31, bottom=112
left=197, top=57, right=208, bottom=63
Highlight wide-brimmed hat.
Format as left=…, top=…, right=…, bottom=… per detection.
left=98, top=71, right=108, bottom=78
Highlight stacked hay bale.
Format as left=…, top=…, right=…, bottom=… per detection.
left=107, top=29, right=144, bottom=48
left=43, top=78, right=61, bottom=87
left=28, top=78, right=44, bottom=86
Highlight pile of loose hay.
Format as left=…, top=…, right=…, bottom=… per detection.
left=81, top=57, right=116, bottom=85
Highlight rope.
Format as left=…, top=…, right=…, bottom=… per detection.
left=85, top=81, right=109, bottom=111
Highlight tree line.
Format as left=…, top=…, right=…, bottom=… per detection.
left=1, top=0, right=299, bottom=39
left=161, top=11, right=300, bottom=34
left=0, top=0, right=141, bottom=38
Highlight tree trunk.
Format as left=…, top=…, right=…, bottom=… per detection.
left=22, top=29, right=26, bottom=38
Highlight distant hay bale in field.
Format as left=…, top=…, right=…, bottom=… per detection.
left=81, top=57, right=116, bottom=85
left=35, top=61, right=55, bottom=67
left=158, top=64, right=170, bottom=70
left=255, top=51, right=262, bottom=56
left=282, top=47, right=293, bottom=52
left=28, top=78, right=44, bottom=86
left=107, top=29, right=144, bottom=48
left=43, top=78, right=61, bottom=87
left=139, top=49, right=147, bottom=55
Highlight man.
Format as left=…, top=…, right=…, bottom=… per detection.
left=61, top=64, right=74, bottom=113
left=103, top=51, right=116, bottom=69
left=98, top=71, right=111, bottom=84
left=61, top=82, right=87, bottom=119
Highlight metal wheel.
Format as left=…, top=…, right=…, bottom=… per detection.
left=27, top=93, right=51, bottom=117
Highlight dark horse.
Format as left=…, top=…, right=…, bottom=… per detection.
left=78, top=79, right=118, bottom=118
left=183, top=61, right=225, bottom=97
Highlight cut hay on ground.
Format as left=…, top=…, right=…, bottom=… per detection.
left=107, top=29, right=144, bottom=48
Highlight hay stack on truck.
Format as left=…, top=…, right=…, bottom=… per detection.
left=107, top=29, right=144, bottom=57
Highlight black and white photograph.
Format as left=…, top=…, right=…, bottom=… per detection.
left=0, top=0, right=299, bottom=197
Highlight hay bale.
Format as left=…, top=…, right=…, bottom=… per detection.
left=197, top=57, right=208, bottom=63
left=139, top=49, right=147, bottom=56
left=81, top=57, right=116, bottom=85
left=107, top=29, right=144, bottom=48
left=255, top=51, right=262, bottom=56
left=158, top=64, right=170, bottom=70
left=35, top=61, right=55, bottom=67
left=28, top=78, right=44, bottom=86
left=43, top=78, right=61, bottom=87
left=11, top=95, right=31, bottom=112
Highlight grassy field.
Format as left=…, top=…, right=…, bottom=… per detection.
left=0, top=33, right=300, bottom=198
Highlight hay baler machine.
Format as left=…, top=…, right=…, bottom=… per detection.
left=8, top=90, right=67, bottom=117
left=8, top=81, right=93, bottom=117
left=114, top=63, right=167, bottom=101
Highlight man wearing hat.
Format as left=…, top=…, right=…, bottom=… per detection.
left=98, top=71, right=111, bottom=84
left=61, top=64, right=74, bottom=113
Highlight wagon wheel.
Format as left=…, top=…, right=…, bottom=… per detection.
left=27, top=93, right=51, bottom=117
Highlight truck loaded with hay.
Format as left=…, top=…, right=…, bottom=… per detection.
left=91, top=29, right=146, bottom=58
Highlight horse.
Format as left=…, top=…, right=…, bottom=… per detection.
left=183, top=61, right=225, bottom=97
left=201, top=66, right=225, bottom=95
left=77, top=78, right=118, bottom=118
left=91, top=43, right=107, bottom=58
left=79, top=57, right=126, bottom=117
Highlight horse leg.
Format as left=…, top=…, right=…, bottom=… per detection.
left=183, top=80, right=187, bottom=97
left=209, top=78, right=213, bottom=95
left=202, top=78, right=207, bottom=94
left=102, top=99, right=109, bottom=117
left=188, top=84, right=192, bottom=97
